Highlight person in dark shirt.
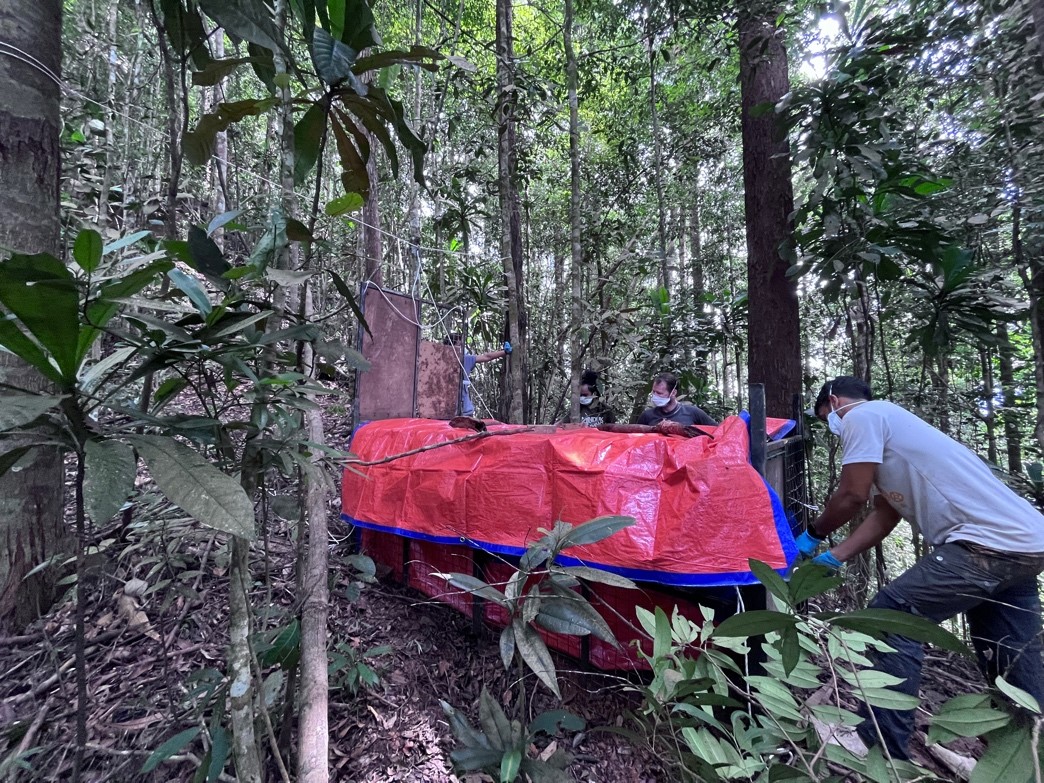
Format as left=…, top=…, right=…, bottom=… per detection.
left=570, top=369, right=616, bottom=427
left=635, top=372, right=717, bottom=427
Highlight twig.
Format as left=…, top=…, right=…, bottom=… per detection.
left=0, top=633, right=44, bottom=646
left=344, top=426, right=536, bottom=468
left=10, top=696, right=55, bottom=764
left=250, top=655, right=291, bottom=783
left=78, top=744, right=236, bottom=782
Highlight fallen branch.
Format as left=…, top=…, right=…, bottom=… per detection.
left=344, top=426, right=536, bottom=468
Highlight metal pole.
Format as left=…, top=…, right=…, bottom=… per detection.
left=749, top=382, right=767, bottom=476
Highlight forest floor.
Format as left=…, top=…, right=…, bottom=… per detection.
left=0, top=404, right=988, bottom=782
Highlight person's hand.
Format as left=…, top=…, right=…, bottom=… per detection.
left=794, top=529, right=824, bottom=557
left=811, top=551, right=843, bottom=573
left=503, top=341, right=512, bottom=354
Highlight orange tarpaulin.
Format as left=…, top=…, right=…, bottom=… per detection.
left=340, top=416, right=798, bottom=586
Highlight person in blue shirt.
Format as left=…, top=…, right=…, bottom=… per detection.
left=445, top=333, right=511, bottom=417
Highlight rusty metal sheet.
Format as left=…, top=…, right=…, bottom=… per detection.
left=357, top=286, right=419, bottom=421
left=417, top=341, right=460, bottom=419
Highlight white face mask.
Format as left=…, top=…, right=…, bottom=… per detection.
left=827, top=400, right=863, bottom=436
left=650, top=393, right=671, bottom=408
left=578, top=395, right=593, bottom=406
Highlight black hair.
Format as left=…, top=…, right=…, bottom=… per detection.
left=814, top=375, right=872, bottom=413
left=653, top=372, right=678, bottom=392
left=580, top=369, right=601, bottom=397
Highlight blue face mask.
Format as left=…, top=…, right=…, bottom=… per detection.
left=578, top=395, right=593, bottom=406
left=650, top=394, right=671, bottom=408
left=827, top=400, right=863, bottom=436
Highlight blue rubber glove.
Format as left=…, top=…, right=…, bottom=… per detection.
left=812, top=551, right=843, bottom=572
left=794, top=530, right=825, bottom=557
left=503, top=341, right=512, bottom=354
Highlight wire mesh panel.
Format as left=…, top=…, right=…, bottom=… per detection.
left=355, top=284, right=420, bottom=422
left=765, top=435, right=808, bottom=533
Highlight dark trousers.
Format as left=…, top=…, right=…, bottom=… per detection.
left=857, top=541, right=1044, bottom=760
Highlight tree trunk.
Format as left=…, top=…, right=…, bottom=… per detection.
left=996, top=321, right=1023, bottom=474
left=228, top=536, right=263, bottom=783
left=0, top=0, right=66, bottom=631
left=739, top=1, right=801, bottom=418
left=980, top=345, right=998, bottom=465
left=565, top=0, right=583, bottom=424
left=496, top=0, right=525, bottom=423
left=648, top=28, right=669, bottom=294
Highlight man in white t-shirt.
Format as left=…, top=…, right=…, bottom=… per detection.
left=796, top=375, right=1044, bottom=760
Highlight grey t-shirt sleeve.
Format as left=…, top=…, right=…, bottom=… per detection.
left=839, top=406, right=885, bottom=465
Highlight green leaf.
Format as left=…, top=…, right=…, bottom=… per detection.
left=446, top=573, right=508, bottom=607
left=500, top=748, right=521, bottom=783
left=499, top=625, right=515, bottom=671
left=513, top=619, right=560, bottom=698
left=128, top=434, right=255, bottom=539
left=102, top=230, right=152, bottom=255
left=534, top=596, right=615, bottom=643
left=294, top=103, right=328, bottom=186
left=556, top=566, right=635, bottom=589
left=258, top=620, right=301, bottom=669
left=440, top=700, right=490, bottom=750
left=712, top=610, right=798, bottom=638
left=995, top=676, right=1041, bottom=714
left=168, top=269, right=213, bottom=315
left=159, top=0, right=210, bottom=68
left=311, top=27, right=361, bottom=87
left=79, top=260, right=172, bottom=364
left=821, top=609, right=972, bottom=656
left=73, top=229, right=103, bottom=273
left=141, top=727, right=201, bottom=773
left=84, top=439, right=136, bottom=525
left=748, top=558, right=790, bottom=606
left=325, top=192, right=365, bottom=216
left=208, top=209, right=243, bottom=236
left=191, top=57, right=253, bottom=86
left=747, top=676, right=804, bottom=722
left=859, top=687, right=921, bottom=711
left=559, top=515, right=635, bottom=548
left=328, top=270, right=371, bottom=337
left=528, top=709, right=584, bottom=737
left=788, top=564, right=842, bottom=603
left=969, top=724, right=1034, bottom=783
left=0, top=393, right=64, bottom=432
left=247, top=42, right=277, bottom=92
left=187, top=226, right=231, bottom=279
left=779, top=624, right=801, bottom=676
left=206, top=724, right=229, bottom=782
left=479, top=688, right=514, bottom=752
left=0, top=253, right=81, bottom=382
left=197, top=0, right=283, bottom=53
left=330, top=111, right=369, bottom=197
left=931, top=704, right=1011, bottom=737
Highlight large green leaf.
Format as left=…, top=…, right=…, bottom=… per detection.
left=513, top=619, right=559, bottom=698
left=748, top=558, right=790, bottom=606
left=479, top=687, right=514, bottom=751
left=159, top=0, right=210, bottom=69
left=141, top=727, right=201, bottom=773
left=183, top=99, right=276, bottom=166
left=446, top=573, right=508, bottom=606
left=294, top=102, right=329, bottom=185
left=821, top=609, right=972, bottom=656
left=168, top=269, right=213, bottom=315
left=556, top=565, right=636, bottom=589
left=73, top=229, right=103, bottom=273
left=788, top=563, right=842, bottom=603
left=328, top=270, right=371, bottom=337
left=352, top=46, right=442, bottom=74
left=969, top=725, right=1034, bottom=783
left=930, top=704, right=1011, bottom=737
left=311, top=28, right=362, bottom=88
left=0, top=393, right=64, bottom=432
left=338, top=95, right=399, bottom=177
left=79, top=260, right=173, bottom=364
left=712, top=610, right=798, bottom=638
left=0, top=253, right=81, bottom=382
left=559, top=515, right=635, bottom=548
left=129, top=434, right=255, bottom=540
left=84, top=439, right=136, bottom=525
left=197, top=0, right=283, bottom=53
left=330, top=111, right=369, bottom=197
left=187, top=226, right=231, bottom=279
left=534, top=595, right=615, bottom=642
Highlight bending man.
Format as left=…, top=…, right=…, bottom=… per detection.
left=797, top=375, right=1044, bottom=760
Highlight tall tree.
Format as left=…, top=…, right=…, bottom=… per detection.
left=0, top=0, right=66, bottom=629
left=496, top=0, right=526, bottom=423
left=738, top=1, right=800, bottom=416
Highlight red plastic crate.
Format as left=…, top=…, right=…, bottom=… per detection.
left=587, top=583, right=706, bottom=671
left=359, top=528, right=406, bottom=583
left=407, top=539, right=475, bottom=617
left=476, top=560, right=583, bottom=659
